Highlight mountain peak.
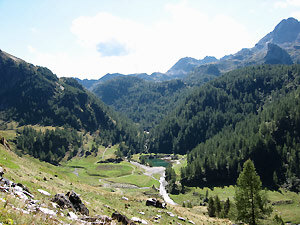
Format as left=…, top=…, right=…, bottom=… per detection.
left=257, top=17, right=300, bottom=46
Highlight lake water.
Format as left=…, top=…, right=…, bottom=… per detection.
left=147, top=158, right=170, bottom=167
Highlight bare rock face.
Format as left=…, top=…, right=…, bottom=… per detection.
left=264, top=43, right=293, bottom=65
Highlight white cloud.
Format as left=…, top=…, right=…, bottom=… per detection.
left=27, top=1, right=253, bottom=78
left=274, top=0, right=300, bottom=8
left=291, top=10, right=300, bottom=20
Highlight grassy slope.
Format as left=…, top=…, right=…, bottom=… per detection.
left=171, top=163, right=300, bottom=224
left=0, top=128, right=230, bottom=225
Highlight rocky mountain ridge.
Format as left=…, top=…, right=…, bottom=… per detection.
left=77, top=17, right=300, bottom=87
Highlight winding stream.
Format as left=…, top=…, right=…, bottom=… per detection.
left=130, top=161, right=177, bottom=205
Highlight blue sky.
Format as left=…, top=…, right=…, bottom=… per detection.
left=1, top=0, right=300, bottom=79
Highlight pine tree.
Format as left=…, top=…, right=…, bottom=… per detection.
left=215, top=195, right=221, bottom=217
left=207, top=197, right=216, bottom=217
left=235, top=159, right=272, bottom=225
left=223, top=198, right=230, bottom=218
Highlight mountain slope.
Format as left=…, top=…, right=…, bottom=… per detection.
left=181, top=85, right=300, bottom=189
left=149, top=64, right=300, bottom=155
left=0, top=49, right=142, bottom=152
left=215, top=17, right=300, bottom=72
left=166, top=56, right=218, bottom=79
left=93, top=76, right=188, bottom=130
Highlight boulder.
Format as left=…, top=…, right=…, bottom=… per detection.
left=51, top=193, right=74, bottom=210
left=68, top=211, right=78, bottom=220
left=146, top=198, right=166, bottom=209
left=112, top=212, right=136, bottom=225
left=37, top=189, right=51, bottom=196
left=66, top=191, right=89, bottom=216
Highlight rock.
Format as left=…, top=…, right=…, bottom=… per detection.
left=122, top=196, right=129, bottom=201
left=141, top=219, right=148, bottom=224
left=139, top=211, right=145, bottom=215
left=39, top=207, right=56, bottom=216
left=112, top=211, right=136, bottom=225
left=146, top=198, right=166, bottom=209
left=51, top=193, right=74, bottom=209
left=264, top=43, right=293, bottom=65
left=0, top=167, right=4, bottom=177
left=131, top=217, right=142, bottom=223
left=14, top=191, right=29, bottom=200
left=189, top=220, right=196, bottom=224
left=68, top=211, right=78, bottom=220
left=80, top=215, right=112, bottom=223
left=0, top=177, right=13, bottom=186
left=16, top=183, right=31, bottom=194
left=167, top=212, right=175, bottom=217
left=66, top=191, right=89, bottom=216
left=104, top=204, right=112, bottom=209
left=178, top=216, right=185, bottom=221
left=37, top=189, right=51, bottom=196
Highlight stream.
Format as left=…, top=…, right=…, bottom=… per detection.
left=130, top=161, right=177, bottom=205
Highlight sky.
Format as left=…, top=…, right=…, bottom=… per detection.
left=1, top=0, right=300, bottom=79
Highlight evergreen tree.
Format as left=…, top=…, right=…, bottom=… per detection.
left=235, top=159, right=272, bottom=225
left=207, top=197, right=216, bottom=217
left=214, top=195, right=222, bottom=217
left=223, top=198, right=230, bottom=218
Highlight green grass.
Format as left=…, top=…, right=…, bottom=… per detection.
left=0, top=146, right=19, bottom=169
left=108, top=173, right=160, bottom=187
left=172, top=156, right=187, bottom=176
left=171, top=185, right=300, bottom=224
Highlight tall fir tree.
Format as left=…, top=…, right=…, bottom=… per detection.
left=235, top=159, right=272, bottom=225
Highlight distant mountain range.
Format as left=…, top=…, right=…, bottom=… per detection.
left=76, top=17, right=300, bottom=87
left=76, top=17, right=300, bottom=130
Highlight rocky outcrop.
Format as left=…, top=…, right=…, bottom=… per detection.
left=52, top=191, right=89, bottom=215
left=264, top=43, right=293, bottom=65
left=66, top=191, right=89, bottom=215
left=51, top=193, right=74, bottom=209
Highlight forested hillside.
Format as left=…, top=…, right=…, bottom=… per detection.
left=149, top=65, right=300, bottom=155
left=181, top=86, right=300, bottom=189
left=92, top=68, right=220, bottom=130
left=0, top=50, right=143, bottom=161
left=93, top=77, right=188, bottom=130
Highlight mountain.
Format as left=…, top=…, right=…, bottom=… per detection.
left=257, top=17, right=300, bottom=46
left=150, top=64, right=300, bottom=189
left=92, top=76, right=188, bottom=130
left=76, top=56, right=219, bottom=89
left=166, top=56, right=218, bottom=79
left=0, top=49, right=142, bottom=151
left=264, top=43, right=293, bottom=64
left=215, top=17, right=300, bottom=72
left=77, top=17, right=300, bottom=132
left=149, top=64, right=300, bottom=155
